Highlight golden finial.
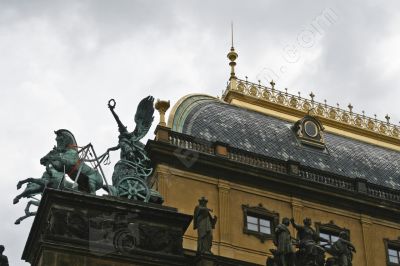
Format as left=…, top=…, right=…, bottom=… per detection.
left=227, top=22, right=238, bottom=80
left=385, top=114, right=391, bottom=124
left=348, top=103, right=353, bottom=114
left=155, top=99, right=171, bottom=126
left=270, top=80, right=275, bottom=89
left=309, top=92, right=315, bottom=101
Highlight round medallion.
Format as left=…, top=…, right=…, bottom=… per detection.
left=304, top=121, right=318, bottom=137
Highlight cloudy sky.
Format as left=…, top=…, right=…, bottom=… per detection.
left=1, top=0, right=400, bottom=264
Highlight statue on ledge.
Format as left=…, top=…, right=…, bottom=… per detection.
left=13, top=129, right=104, bottom=224
left=0, top=245, right=9, bottom=266
left=106, top=97, right=162, bottom=203
left=193, top=197, right=217, bottom=254
left=272, top=217, right=295, bottom=266
left=291, top=217, right=326, bottom=266
left=325, top=231, right=356, bottom=266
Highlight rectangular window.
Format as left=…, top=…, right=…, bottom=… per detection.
left=246, top=215, right=271, bottom=235
left=319, top=231, right=339, bottom=248
left=388, top=247, right=400, bottom=264
left=242, top=204, right=279, bottom=242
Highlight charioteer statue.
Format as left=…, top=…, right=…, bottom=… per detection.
left=105, top=96, right=162, bottom=203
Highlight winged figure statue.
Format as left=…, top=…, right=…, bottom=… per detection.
left=106, top=96, right=161, bottom=203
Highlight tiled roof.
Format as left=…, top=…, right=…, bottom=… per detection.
left=172, top=95, right=400, bottom=190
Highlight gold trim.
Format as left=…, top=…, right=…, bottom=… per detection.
left=167, top=93, right=217, bottom=129
left=223, top=81, right=400, bottom=150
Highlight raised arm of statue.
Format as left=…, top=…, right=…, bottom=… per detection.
left=108, top=99, right=128, bottom=134
left=290, top=218, right=301, bottom=230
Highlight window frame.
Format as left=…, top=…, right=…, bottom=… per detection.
left=384, top=238, right=400, bottom=266
left=315, top=220, right=350, bottom=247
left=242, top=204, right=279, bottom=243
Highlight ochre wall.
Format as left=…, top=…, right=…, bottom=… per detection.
left=154, top=164, right=400, bottom=266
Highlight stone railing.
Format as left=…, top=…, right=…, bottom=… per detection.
left=299, top=169, right=356, bottom=191
left=367, top=183, right=400, bottom=202
left=223, top=78, right=400, bottom=139
left=156, top=128, right=400, bottom=203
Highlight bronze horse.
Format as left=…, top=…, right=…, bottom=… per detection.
left=13, top=129, right=104, bottom=224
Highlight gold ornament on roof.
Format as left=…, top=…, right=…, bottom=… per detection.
left=223, top=77, right=400, bottom=140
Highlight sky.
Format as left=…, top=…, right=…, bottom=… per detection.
left=1, top=0, right=400, bottom=265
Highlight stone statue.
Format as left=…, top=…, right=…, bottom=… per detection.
left=106, top=97, right=162, bottom=203
left=291, top=217, right=325, bottom=266
left=13, top=129, right=104, bottom=224
left=326, top=231, right=356, bottom=266
left=193, top=197, right=217, bottom=254
left=0, top=245, right=9, bottom=266
left=274, top=217, right=295, bottom=266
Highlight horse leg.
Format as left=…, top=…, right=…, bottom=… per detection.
left=15, top=200, right=40, bottom=224
left=13, top=183, right=43, bottom=204
left=24, top=200, right=40, bottom=215
left=15, top=211, right=37, bottom=225
left=16, top=177, right=35, bottom=189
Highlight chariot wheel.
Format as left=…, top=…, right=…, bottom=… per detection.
left=116, top=176, right=150, bottom=202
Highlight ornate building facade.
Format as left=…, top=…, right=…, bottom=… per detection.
left=20, top=44, right=400, bottom=266
left=148, top=44, right=400, bottom=265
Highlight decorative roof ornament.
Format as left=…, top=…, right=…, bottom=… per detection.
left=227, top=22, right=238, bottom=81
left=348, top=103, right=353, bottom=114
left=270, top=80, right=276, bottom=89
left=386, top=114, right=391, bottom=124
left=222, top=77, right=400, bottom=141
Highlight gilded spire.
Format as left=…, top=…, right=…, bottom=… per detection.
left=227, top=22, right=238, bottom=80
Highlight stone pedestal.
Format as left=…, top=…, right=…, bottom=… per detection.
left=22, top=188, right=192, bottom=266
left=22, top=189, right=261, bottom=266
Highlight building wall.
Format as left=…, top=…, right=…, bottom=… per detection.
left=154, top=164, right=400, bottom=266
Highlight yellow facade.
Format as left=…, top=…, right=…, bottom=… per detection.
left=153, top=164, right=400, bottom=265
left=148, top=45, right=400, bottom=266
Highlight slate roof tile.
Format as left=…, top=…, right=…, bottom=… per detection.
left=180, top=99, right=400, bottom=190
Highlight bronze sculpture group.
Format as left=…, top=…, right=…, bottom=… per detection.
left=11, top=95, right=357, bottom=265
left=13, top=96, right=159, bottom=224
left=268, top=217, right=355, bottom=266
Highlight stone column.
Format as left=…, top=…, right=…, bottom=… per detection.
left=217, top=179, right=232, bottom=257
left=291, top=197, right=303, bottom=235
left=360, top=214, right=373, bottom=266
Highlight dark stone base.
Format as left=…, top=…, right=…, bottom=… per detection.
left=22, top=189, right=261, bottom=266
left=22, top=189, right=192, bottom=266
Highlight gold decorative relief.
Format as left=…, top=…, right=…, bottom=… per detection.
left=223, top=78, right=400, bottom=140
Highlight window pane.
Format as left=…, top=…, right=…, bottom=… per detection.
left=320, top=233, right=330, bottom=241
left=247, top=216, right=258, bottom=224
left=389, top=255, right=399, bottom=264
left=331, top=235, right=339, bottom=242
left=247, top=223, right=258, bottom=231
left=260, top=219, right=270, bottom=227
left=260, top=226, right=271, bottom=234
left=389, top=249, right=398, bottom=256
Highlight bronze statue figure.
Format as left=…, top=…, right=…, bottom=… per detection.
left=273, top=217, right=295, bottom=266
left=105, top=97, right=162, bottom=203
left=291, top=218, right=326, bottom=266
left=0, top=245, right=9, bottom=266
left=325, top=231, right=356, bottom=266
left=193, top=197, right=217, bottom=254
left=13, top=130, right=104, bottom=224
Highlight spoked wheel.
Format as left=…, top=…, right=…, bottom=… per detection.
left=116, top=176, right=150, bottom=202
